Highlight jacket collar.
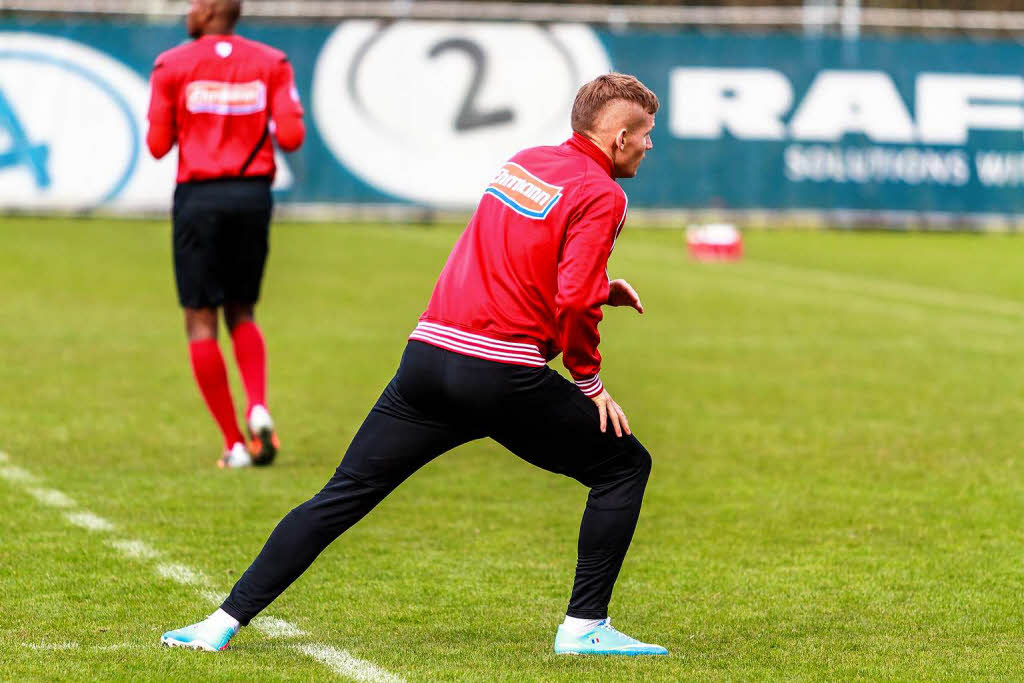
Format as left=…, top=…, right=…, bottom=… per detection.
left=566, top=132, right=614, bottom=178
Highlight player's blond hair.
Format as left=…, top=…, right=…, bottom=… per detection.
left=571, top=73, right=659, bottom=134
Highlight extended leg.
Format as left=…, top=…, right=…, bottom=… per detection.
left=220, top=377, right=477, bottom=625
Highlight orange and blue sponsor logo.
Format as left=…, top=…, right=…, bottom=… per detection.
left=485, top=162, right=563, bottom=219
left=185, top=80, right=266, bottom=115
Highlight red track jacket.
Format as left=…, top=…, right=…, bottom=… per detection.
left=411, top=133, right=628, bottom=398
left=147, top=34, right=304, bottom=182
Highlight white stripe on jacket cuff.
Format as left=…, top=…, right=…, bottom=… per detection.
left=575, top=375, right=604, bottom=397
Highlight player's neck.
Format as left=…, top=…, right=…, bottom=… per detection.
left=577, top=132, right=614, bottom=164
left=198, top=25, right=235, bottom=38
left=570, top=131, right=616, bottom=177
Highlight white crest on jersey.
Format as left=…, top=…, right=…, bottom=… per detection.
left=215, top=41, right=232, bottom=58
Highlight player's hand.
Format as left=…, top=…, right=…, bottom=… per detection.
left=591, top=389, right=631, bottom=437
left=607, top=279, right=644, bottom=314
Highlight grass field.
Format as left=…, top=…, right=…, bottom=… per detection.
left=3, top=216, right=1024, bottom=681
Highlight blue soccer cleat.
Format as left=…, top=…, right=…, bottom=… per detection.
left=554, top=618, right=668, bottom=656
left=160, top=617, right=236, bottom=652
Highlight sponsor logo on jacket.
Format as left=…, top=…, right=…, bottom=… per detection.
left=186, top=80, right=266, bottom=115
left=485, top=162, right=563, bottom=219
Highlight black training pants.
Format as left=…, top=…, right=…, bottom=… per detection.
left=221, top=341, right=652, bottom=624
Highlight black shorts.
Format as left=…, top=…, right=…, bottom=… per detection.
left=172, top=177, right=273, bottom=308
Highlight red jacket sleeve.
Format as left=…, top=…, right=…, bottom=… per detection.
left=556, top=183, right=627, bottom=397
left=269, top=58, right=304, bottom=152
left=146, top=57, right=176, bottom=159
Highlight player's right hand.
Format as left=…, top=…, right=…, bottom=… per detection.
left=607, top=279, right=644, bottom=314
left=592, top=389, right=631, bottom=437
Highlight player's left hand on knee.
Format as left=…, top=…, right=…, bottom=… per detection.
left=592, top=389, right=631, bottom=437
left=607, top=279, right=644, bottom=314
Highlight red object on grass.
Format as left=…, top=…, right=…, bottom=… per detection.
left=686, top=224, right=743, bottom=261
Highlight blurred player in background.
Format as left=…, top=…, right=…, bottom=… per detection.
left=162, top=73, right=667, bottom=656
left=147, top=0, right=304, bottom=468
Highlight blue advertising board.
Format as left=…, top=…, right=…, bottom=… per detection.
left=1, top=18, right=1022, bottom=217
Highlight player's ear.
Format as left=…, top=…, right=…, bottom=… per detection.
left=616, top=129, right=627, bottom=151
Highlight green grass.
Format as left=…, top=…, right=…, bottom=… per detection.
left=2, top=216, right=1024, bottom=680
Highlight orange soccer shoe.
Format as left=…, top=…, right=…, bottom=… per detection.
left=247, top=405, right=279, bottom=466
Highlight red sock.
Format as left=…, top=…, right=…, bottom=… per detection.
left=189, top=339, right=245, bottom=449
left=231, top=321, right=267, bottom=418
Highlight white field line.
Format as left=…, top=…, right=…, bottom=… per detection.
left=26, top=642, right=165, bottom=652
left=23, top=642, right=143, bottom=652
left=25, top=487, right=76, bottom=508
left=107, top=539, right=161, bottom=560
left=253, top=616, right=306, bottom=638
left=0, top=465, right=39, bottom=484
left=297, top=644, right=405, bottom=683
left=155, top=563, right=207, bottom=586
left=22, top=641, right=80, bottom=650
left=744, top=259, right=1024, bottom=320
left=65, top=511, right=115, bottom=532
left=0, top=452, right=405, bottom=683
left=691, top=265, right=1024, bottom=347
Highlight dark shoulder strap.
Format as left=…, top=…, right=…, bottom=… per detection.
left=239, top=123, right=270, bottom=177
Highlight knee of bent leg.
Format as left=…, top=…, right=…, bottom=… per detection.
left=627, top=437, right=652, bottom=480
left=614, top=436, right=651, bottom=484
left=587, top=438, right=652, bottom=509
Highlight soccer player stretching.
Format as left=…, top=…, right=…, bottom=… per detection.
left=147, top=0, right=304, bottom=468
left=163, top=73, right=667, bottom=656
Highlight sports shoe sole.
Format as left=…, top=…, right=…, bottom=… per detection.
left=160, top=636, right=227, bottom=652
left=555, top=649, right=668, bottom=656
left=249, top=427, right=279, bottom=466
left=216, top=455, right=251, bottom=469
